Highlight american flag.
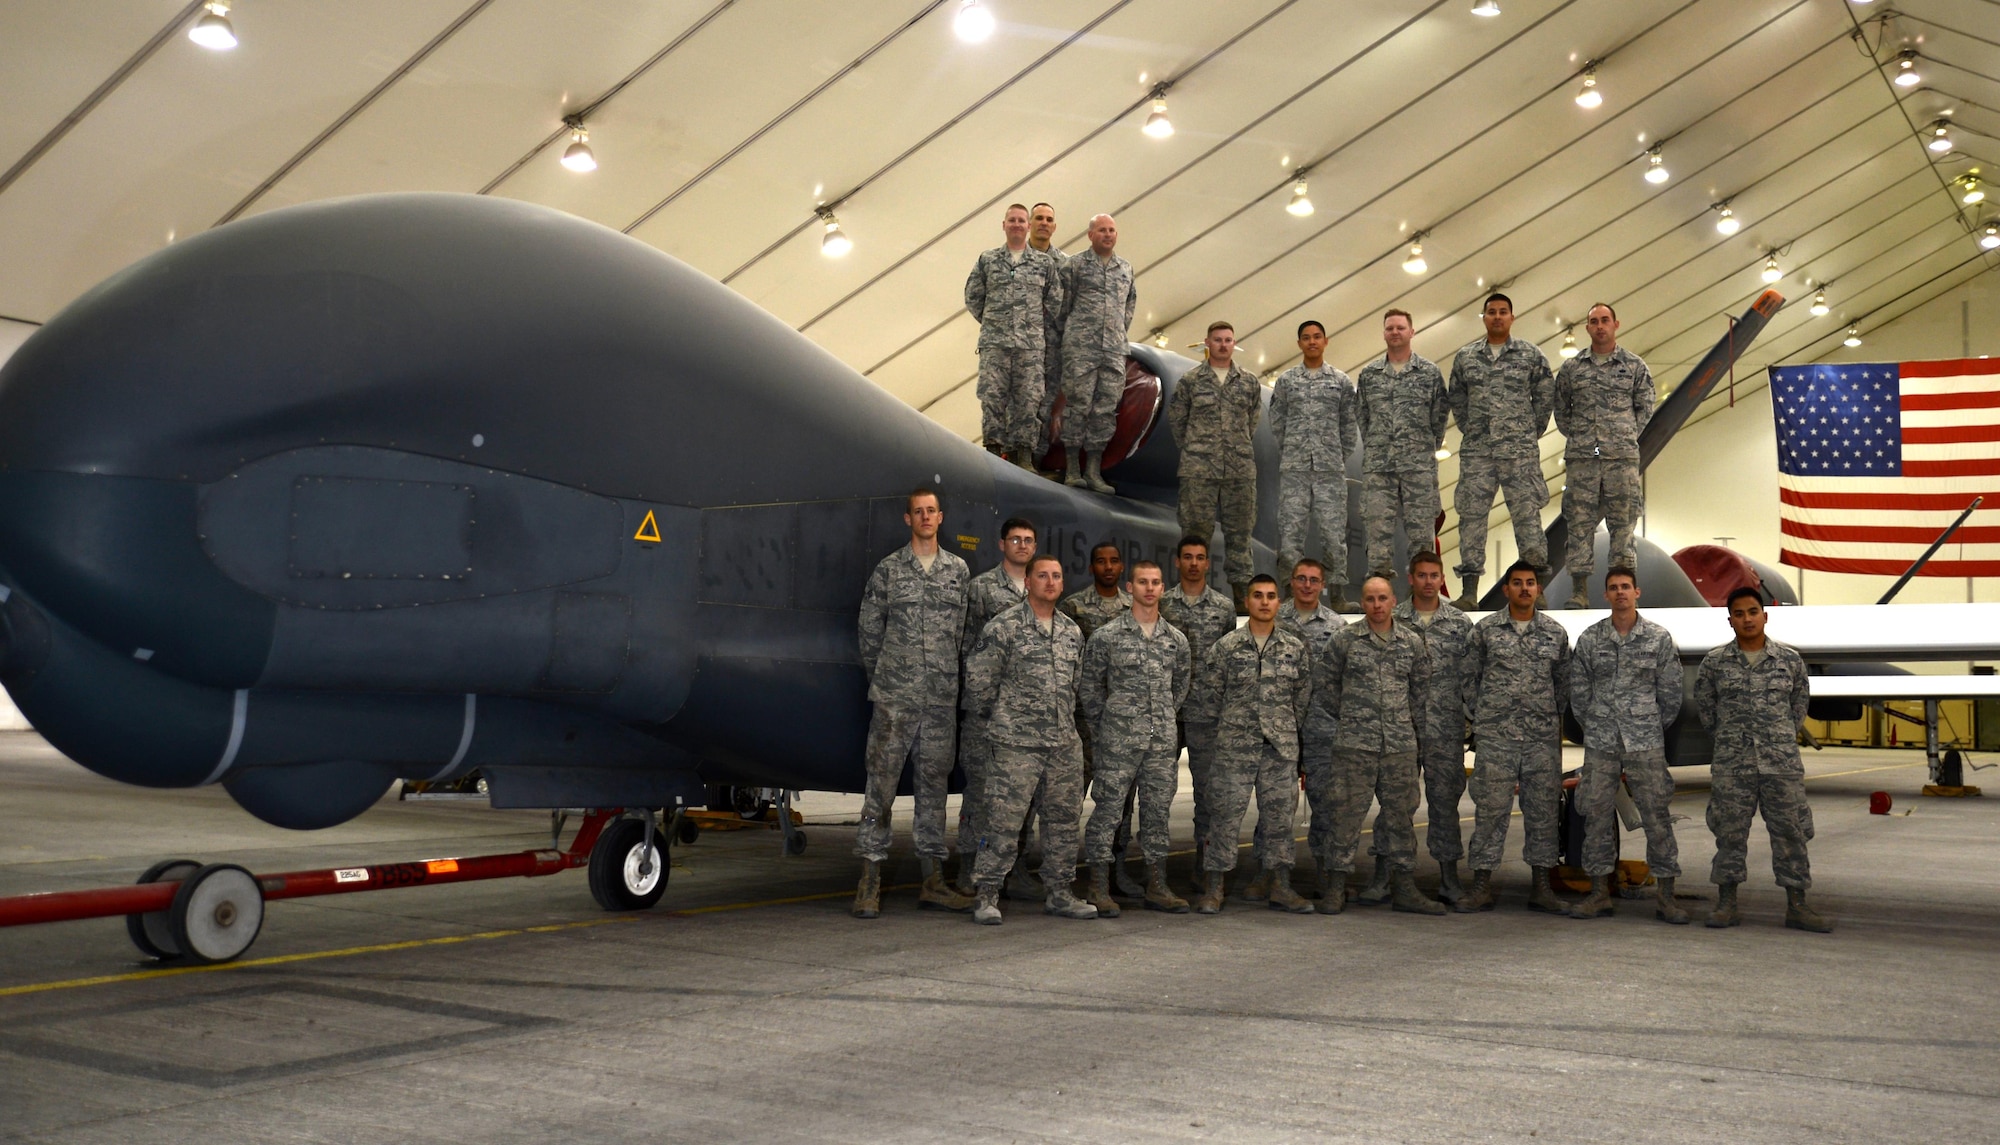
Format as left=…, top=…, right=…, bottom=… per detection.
left=1767, top=358, right=2000, bottom=577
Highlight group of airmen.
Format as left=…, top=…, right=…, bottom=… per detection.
left=964, top=203, right=1654, bottom=611
left=855, top=488, right=1834, bottom=933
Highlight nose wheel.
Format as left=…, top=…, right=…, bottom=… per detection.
left=586, top=814, right=669, bottom=911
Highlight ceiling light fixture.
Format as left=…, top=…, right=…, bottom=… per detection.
left=1575, top=63, right=1602, bottom=109
left=559, top=117, right=596, bottom=172
left=1142, top=85, right=1174, bottom=139
left=1762, top=254, right=1783, bottom=284
left=1402, top=233, right=1428, bottom=275
left=1714, top=203, right=1739, bottom=235
left=1471, top=0, right=1501, bottom=16
left=1982, top=221, right=2000, bottom=250
left=1893, top=49, right=1922, bottom=87
left=817, top=208, right=852, bottom=258
left=1962, top=177, right=1985, bottom=206
left=1559, top=328, right=1579, bottom=359
left=1285, top=178, right=1314, bottom=217
left=1844, top=325, right=1863, bottom=348
left=1810, top=288, right=1830, bottom=316
left=952, top=0, right=995, bottom=43
left=1929, top=121, right=1954, bottom=153
left=188, top=1, right=237, bottom=50
left=1643, top=145, right=1669, bottom=184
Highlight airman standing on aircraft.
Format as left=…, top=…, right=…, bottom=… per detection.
left=1028, top=202, right=1066, bottom=470
left=1269, top=320, right=1359, bottom=611
left=1448, top=293, right=1554, bottom=603
left=1162, top=535, right=1239, bottom=873
left=963, top=554, right=1099, bottom=924
left=1388, top=551, right=1476, bottom=905
left=1056, top=213, right=1137, bottom=494
left=1167, top=321, right=1263, bottom=608
left=1059, top=542, right=1132, bottom=638
left=1189, top=575, right=1314, bottom=915
left=1357, top=309, right=1451, bottom=579
left=1079, top=560, right=1192, bottom=915
left=1554, top=303, right=1655, bottom=609
left=1277, top=559, right=1340, bottom=905
left=1314, top=575, right=1445, bottom=915
left=1696, top=587, right=1830, bottom=933
left=854, top=488, right=975, bottom=918
left=952, top=516, right=1037, bottom=895
left=1565, top=565, right=1687, bottom=922
left=965, top=204, right=1063, bottom=471
left=1457, top=560, right=1571, bottom=915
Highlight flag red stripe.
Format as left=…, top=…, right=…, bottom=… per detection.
left=1903, top=423, right=2000, bottom=444
left=1902, top=458, right=2000, bottom=477
left=1780, top=520, right=2000, bottom=544
left=1895, top=358, right=2000, bottom=379
left=1779, top=550, right=2000, bottom=576
left=1899, top=391, right=2000, bottom=411
left=1778, top=487, right=1990, bottom=510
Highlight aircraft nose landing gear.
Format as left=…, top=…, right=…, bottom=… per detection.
left=587, top=811, right=670, bottom=912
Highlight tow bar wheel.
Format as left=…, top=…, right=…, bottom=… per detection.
left=125, top=858, right=202, bottom=959
left=168, top=864, right=265, bottom=964
left=587, top=818, right=668, bottom=911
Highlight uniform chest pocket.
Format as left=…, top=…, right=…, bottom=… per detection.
left=1759, top=672, right=1794, bottom=709
left=1273, top=659, right=1300, bottom=680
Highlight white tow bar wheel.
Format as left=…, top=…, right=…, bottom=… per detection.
left=168, top=863, right=265, bottom=963
left=126, top=858, right=201, bottom=959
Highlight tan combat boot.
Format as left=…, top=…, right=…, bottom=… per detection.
left=1013, top=445, right=1038, bottom=473
left=1390, top=870, right=1448, bottom=915
left=1143, top=862, right=1189, bottom=913
left=1784, top=886, right=1833, bottom=933
left=1325, top=583, right=1351, bottom=613
left=972, top=886, right=1002, bottom=925
left=1084, top=862, right=1121, bottom=918
left=1568, top=875, right=1615, bottom=919
left=1436, top=861, right=1465, bottom=906
left=918, top=857, right=974, bottom=912
left=1238, top=867, right=1273, bottom=904
left=1083, top=452, right=1114, bottom=494
left=1266, top=866, right=1312, bottom=914
left=1655, top=876, right=1690, bottom=925
left=1526, top=866, right=1566, bottom=913
left=1564, top=584, right=1590, bottom=610
left=1316, top=869, right=1347, bottom=915
left=1705, top=882, right=1742, bottom=928
left=852, top=860, right=882, bottom=919
left=1064, top=450, right=1086, bottom=488
left=1192, top=870, right=1226, bottom=915
left=1355, top=855, right=1392, bottom=905
left=1044, top=886, right=1099, bottom=920
left=954, top=853, right=977, bottom=897
left=1453, top=869, right=1496, bottom=913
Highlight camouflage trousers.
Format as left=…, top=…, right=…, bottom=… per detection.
left=955, top=712, right=991, bottom=859
left=1178, top=477, right=1258, bottom=589
left=1203, top=739, right=1299, bottom=872
left=1707, top=769, right=1813, bottom=890
left=1322, top=749, right=1420, bottom=873
left=1578, top=748, right=1680, bottom=878
left=1466, top=736, right=1562, bottom=870
left=1298, top=731, right=1336, bottom=871
left=1036, top=338, right=1062, bottom=454
left=856, top=702, right=958, bottom=862
left=1083, top=734, right=1179, bottom=863
left=1362, top=469, right=1441, bottom=576
left=1372, top=740, right=1469, bottom=863
left=1060, top=359, right=1125, bottom=453
left=977, top=345, right=1045, bottom=453
left=1453, top=454, right=1548, bottom=578
left=1182, top=719, right=1218, bottom=858
left=972, top=740, right=1086, bottom=890
left=1277, top=470, right=1348, bottom=577
left=1562, top=457, right=1642, bottom=583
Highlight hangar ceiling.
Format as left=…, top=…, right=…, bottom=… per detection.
left=1, top=0, right=1996, bottom=552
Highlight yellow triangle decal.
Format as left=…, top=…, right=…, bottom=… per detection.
left=634, top=510, right=662, bottom=543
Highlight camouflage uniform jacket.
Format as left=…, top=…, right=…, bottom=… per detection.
left=961, top=564, right=1026, bottom=673
left=1571, top=613, right=1683, bottom=755
left=858, top=545, right=968, bottom=708
left=1355, top=354, right=1450, bottom=473
left=1464, top=610, right=1571, bottom=743
left=1279, top=600, right=1342, bottom=739
left=1447, top=338, right=1554, bottom=460
left=1694, top=641, right=1809, bottom=776
left=1058, top=585, right=1132, bottom=641
left=1268, top=364, right=1359, bottom=473
left=965, top=245, right=1062, bottom=353
left=1554, top=346, right=1654, bottom=460
left=1166, top=362, right=1263, bottom=481
left=1316, top=619, right=1429, bottom=754
left=1191, top=626, right=1313, bottom=761
left=962, top=602, right=1085, bottom=749
left=1079, top=613, right=1191, bottom=748
left=1056, top=252, right=1137, bottom=368
left=1162, top=584, right=1239, bottom=722
left=1037, top=245, right=1068, bottom=360
left=1393, top=598, right=1475, bottom=747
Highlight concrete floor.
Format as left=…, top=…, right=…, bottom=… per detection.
left=1, top=731, right=1996, bottom=1144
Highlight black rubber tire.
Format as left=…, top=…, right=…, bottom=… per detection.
left=587, top=819, right=668, bottom=911
left=675, top=815, right=700, bottom=845
left=125, top=858, right=200, bottom=960
left=784, top=829, right=808, bottom=856
left=168, top=863, right=265, bottom=964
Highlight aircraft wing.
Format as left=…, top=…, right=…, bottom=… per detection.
left=1805, top=674, right=2000, bottom=699
left=1489, top=602, right=2000, bottom=663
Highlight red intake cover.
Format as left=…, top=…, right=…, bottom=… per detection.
left=1037, top=358, right=1163, bottom=471
left=1672, top=544, right=1764, bottom=607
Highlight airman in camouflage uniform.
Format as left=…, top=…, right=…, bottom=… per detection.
left=952, top=518, right=1035, bottom=893
left=854, top=490, right=973, bottom=917
left=1028, top=202, right=1066, bottom=463
left=1276, top=561, right=1340, bottom=903
left=1078, top=562, right=1191, bottom=914
left=1695, top=588, right=1829, bottom=932
left=1269, top=320, right=1359, bottom=603
left=1168, top=322, right=1263, bottom=601
left=1553, top=303, right=1655, bottom=608
left=1457, top=561, right=1571, bottom=915
left=1386, top=551, right=1475, bottom=904
left=1188, top=576, right=1314, bottom=915
left=1056, top=214, right=1137, bottom=493
left=1566, top=566, right=1686, bottom=922
left=965, top=204, right=1062, bottom=469
left=1447, top=294, right=1554, bottom=603
left=1059, top=581, right=1131, bottom=639
left=1357, top=310, right=1450, bottom=578
left=962, top=556, right=1098, bottom=923
left=1162, top=537, right=1239, bottom=870
left=1313, top=576, right=1445, bottom=915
